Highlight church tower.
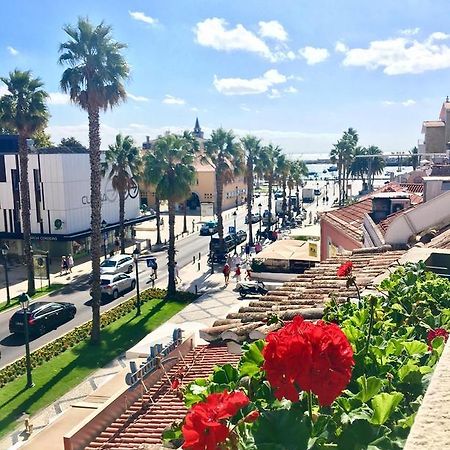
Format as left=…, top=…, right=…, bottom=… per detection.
left=193, top=117, right=204, bottom=139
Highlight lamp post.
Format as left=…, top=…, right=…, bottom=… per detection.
left=235, top=185, right=238, bottom=209
left=258, top=203, right=262, bottom=239
left=1, top=243, right=10, bottom=305
left=233, top=210, right=237, bottom=255
left=19, top=293, right=34, bottom=388
left=101, top=220, right=107, bottom=259
left=132, top=248, right=141, bottom=316
left=210, top=235, right=214, bottom=274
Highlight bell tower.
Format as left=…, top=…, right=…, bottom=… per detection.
left=193, top=117, right=204, bottom=139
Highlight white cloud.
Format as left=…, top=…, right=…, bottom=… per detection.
left=240, top=104, right=251, bottom=112
left=258, top=20, right=288, bottom=42
left=400, top=27, right=420, bottom=36
left=335, top=41, right=348, bottom=53
left=299, top=46, right=330, bottom=64
left=190, top=107, right=199, bottom=112
left=48, top=92, right=70, bottom=105
left=268, top=88, right=281, bottom=99
left=162, top=95, right=186, bottom=105
left=129, top=11, right=158, bottom=26
left=284, top=86, right=298, bottom=94
left=213, top=69, right=287, bottom=96
left=7, top=46, right=19, bottom=56
left=0, top=86, right=10, bottom=97
left=382, top=99, right=416, bottom=107
left=340, top=32, right=450, bottom=75
left=127, top=92, right=150, bottom=102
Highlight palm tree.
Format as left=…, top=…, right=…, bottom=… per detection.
left=143, top=133, right=196, bottom=295
left=350, top=146, right=368, bottom=189
left=277, top=154, right=290, bottom=218
left=59, top=18, right=129, bottom=344
left=0, top=70, right=49, bottom=296
left=241, top=135, right=261, bottom=246
left=366, top=145, right=384, bottom=190
left=290, top=160, right=308, bottom=212
left=204, top=128, right=243, bottom=244
left=103, top=134, right=141, bottom=254
left=257, top=144, right=281, bottom=228
left=410, top=146, right=419, bottom=171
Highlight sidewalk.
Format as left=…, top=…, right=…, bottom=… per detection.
left=1, top=253, right=248, bottom=449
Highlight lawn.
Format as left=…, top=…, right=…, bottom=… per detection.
left=0, top=283, right=65, bottom=312
left=0, top=296, right=187, bottom=439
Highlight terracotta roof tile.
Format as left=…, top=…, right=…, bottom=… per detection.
left=428, top=227, right=450, bottom=250
left=85, top=345, right=240, bottom=450
left=200, top=248, right=405, bottom=344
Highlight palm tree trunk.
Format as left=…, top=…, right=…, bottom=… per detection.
left=167, top=198, right=176, bottom=295
left=296, top=183, right=300, bottom=213
left=288, top=185, right=292, bottom=219
left=282, top=176, right=287, bottom=217
left=88, top=106, right=102, bottom=345
left=216, top=171, right=224, bottom=243
left=246, top=156, right=254, bottom=246
left=155, top=195, right=162, bottom=245
left=268, top=175, right=273, bottom=228
left=119, top=190, right=125, bottom=253
left=183, top=200, right=188, bottom=234
left=18, top=134, right=35, bottom=295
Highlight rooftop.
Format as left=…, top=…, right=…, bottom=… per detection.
left=422, top=120, right=445, bottom=127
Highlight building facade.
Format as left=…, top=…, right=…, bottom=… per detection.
left=0, top=136, right=143, bottom=258
left=421, top=98, right=450, bottom=154
left=139, top=119, right=247, bottom=214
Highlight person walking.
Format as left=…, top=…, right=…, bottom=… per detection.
left=153, top=259, right=158, bottom=279
left=235, top=264, right=242, bottom=282
left=67, top=254, right=74, bottom=273
left=223, top=262, right=231, bottom=286
left=174, top=261, right=181, bottom=284
left=245, top=243, right=250, bottom=260
left=61, top=256, right=69, bottom=275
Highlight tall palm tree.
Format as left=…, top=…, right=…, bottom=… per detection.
left=59, top=18, right=129, bottom=344
left=257, top=144, right=281, bottom=228
left=0, top=70, right=49, bottom=296
left=366, top=145, right=384, bottom=191
left=241, top=135, right=261, bottom=246
left=103, top=134, right=141, bottom=254
left=350, top=146, right=368, bottom=189
left=143, top=133, right=196, bottom=295
left=204, top=128, right=243, bottom=244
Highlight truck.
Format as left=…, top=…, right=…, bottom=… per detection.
left=302, top=188, right=314, bottom=203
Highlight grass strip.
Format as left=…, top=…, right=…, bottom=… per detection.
left=0, top=283, right=65, bottom=313
left=0, top=296, right=187, bottom=439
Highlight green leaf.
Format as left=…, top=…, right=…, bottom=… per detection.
left=212, top=364, right=239, bottom=384
left=402, top=340, right=428, bottom=356
left=239, top=340, right=265, bottom=378
left=356, top=375, right=383, bottom=403
left=251, top=409, right=310, bottom=449
left=371, top=392, right=404, bottom=425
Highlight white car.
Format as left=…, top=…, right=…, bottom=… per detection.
left=100, top=254, right=134, bottom=275
left=100, top=273, right=136, bottom=299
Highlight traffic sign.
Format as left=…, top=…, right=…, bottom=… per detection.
left=229, top=226, right=236, bottom=234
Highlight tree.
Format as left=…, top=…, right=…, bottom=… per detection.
left=410, top=146, right=419, bottom=171
left=241, top=135, right=261, bottom=246
left=0, top=70, right=49, bottom=296
left=59, top=136, right=85, bottom=148
left=276, top=154, right=290, bottom=218
left=103, top=134, right=141, bottom=254
left=59, top=18, right=129, bottom=344
left=257, top=144, right=281, bottom=228
left=366, top=145, right=385, bottom=191
left=350, top=146, right=368, bottom=189
left=290, top=160, right=308, bottom=212
left=32, top=130, right=52, bottom=148
left=143, top=133, right=196, bottom=295
left=204, top=128, right=244, bottom=244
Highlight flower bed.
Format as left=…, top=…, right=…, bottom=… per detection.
left=0, top=289, right=196, bottom=387
left=165, top=262, right=450, bottom=449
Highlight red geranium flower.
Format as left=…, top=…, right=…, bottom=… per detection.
left=337, top=261, right=353, bottom=277
left=182, top=390, right=249, bottom=450
left=263, top=316, right=354, bottom=406
left=244, top=410, right=260, bottom=423
left=427, top=328, right=449, bottom=350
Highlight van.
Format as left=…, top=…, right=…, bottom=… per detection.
left=209, top=234, right=235, bottom=254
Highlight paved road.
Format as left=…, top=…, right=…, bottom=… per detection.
left=0, top=207, right=257, bottom=369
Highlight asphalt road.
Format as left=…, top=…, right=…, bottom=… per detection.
left=0, top=207, right=257, bottom=369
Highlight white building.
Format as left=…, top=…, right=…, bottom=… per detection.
left=0, top=135, right=144, bottom=258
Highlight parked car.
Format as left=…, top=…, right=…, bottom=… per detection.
left=200, top=220, right=218, bottom=236
left=99, top=273, right=136, bottom=299
left=262, top=210, right=278, bottom=226
left=274, top=191, right=283, bottom=199
left=245, top=213, right=262, bottom=224
left=100, top=254, right=134, bottom=275
left=234, top=230, right=247, bottom=245
left=210, top=233, right=235, bottom=254
left=9, top=301, right=76, bottom=335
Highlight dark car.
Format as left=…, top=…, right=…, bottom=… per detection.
left=200, top=220, right=218, bottom=236
left=234, top=230, right=247, bottom=245
left=9, top=301, right=77, bottom=335
left=245, top=213, right=262, bottom=224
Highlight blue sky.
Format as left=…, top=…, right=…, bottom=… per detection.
left=2, top=0, right=450, bottom=156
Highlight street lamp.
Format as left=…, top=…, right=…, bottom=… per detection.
left=235, top=185, right=239, bottom=209
left=1, top=243, right=10, bottom=305
left=132, top=247, right=141, bottom=316
left=209, top=234, right=214, bottom=274
left=19, top=293, right=34, bottom=388
left=233, top=210, right=237, bottom=255
left=258, top=203, right=262, bottom=239
left=101, top=220, right=107, bottom=259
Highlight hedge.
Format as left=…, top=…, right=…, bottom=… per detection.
left=0, top=288, right=196, bottom=387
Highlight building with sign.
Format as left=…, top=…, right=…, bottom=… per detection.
left=139, top=119, right=247, bottom=214
left=0, top=136, right=145, bottom=258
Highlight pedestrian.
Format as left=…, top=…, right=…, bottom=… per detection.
left=174, top=261, right=181, bottom=284
left=223, top=262, right=231, bottom=286
left=245, top=267, right=252, bottom=281
left=114, top=238, right=120, bottom=253
left=160, top=217, right=164, bottom=227
left=255, top=241, right=262, bottom=254
left=153, top=259, right=158, bottom=279
left=192, top=219, right=195, bottom=233
left=61, top=256, right=68, bottom=275
left=235, top=264, right=241, bottom=282
left=67, top=254, right=74, bottom=273
left=245, top=243, right=250, bottom=259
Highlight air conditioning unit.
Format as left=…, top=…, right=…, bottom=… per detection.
left=390, top=198, right=411, bottom=214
